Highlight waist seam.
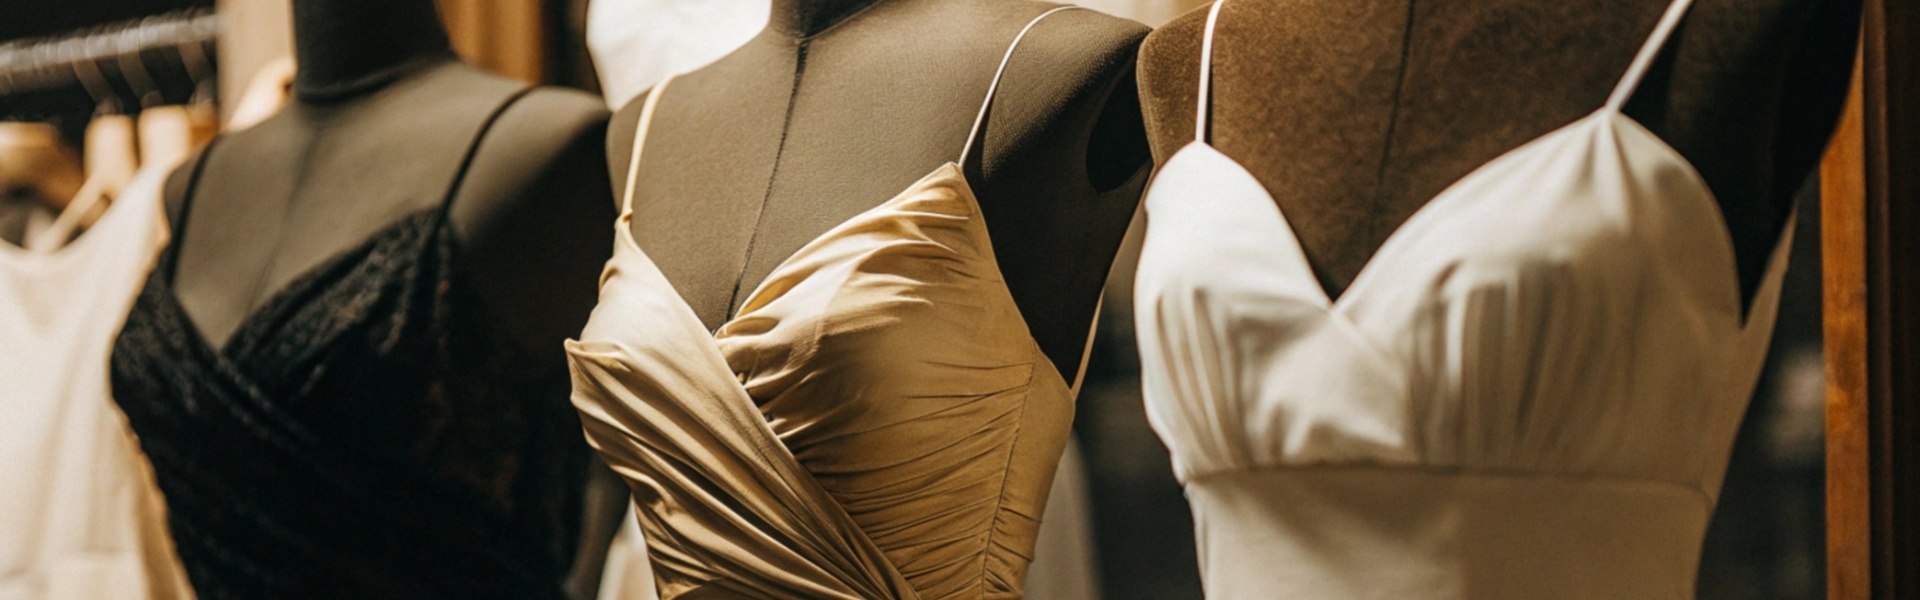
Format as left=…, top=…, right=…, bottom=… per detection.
left=1186, top=463, right=1713, bottom=508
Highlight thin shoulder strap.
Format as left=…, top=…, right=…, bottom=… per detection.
left=161, top=137, right=221, bottom=282
left=1605, top=0, right=1696, bottom=111
left=958, top=5, right=1085, bottom=167
left=1195, top=0, right=1228, bottom=143
left=619, top=75, right=677, bottom=218
left=439, top=85, right=539, bottom=216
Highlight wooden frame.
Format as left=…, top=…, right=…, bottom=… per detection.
left=1824, top=0, right=1919, bottom=598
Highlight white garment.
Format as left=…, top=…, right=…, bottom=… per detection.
left=1074, top=0, right=1209, bottom=27
left=1025, top=437, right=1102, bottom=600
left=0, top=160, right=189, bottom=599
left=587, top=0, right=767, bottom=108
left=1133, top=1, right=1792, bottom=598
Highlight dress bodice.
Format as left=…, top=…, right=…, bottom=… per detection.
left=109, top=88, right=589, bottom=600
left=1132, top=1, right=1793, bottom=597
left=566, top=8, right=1086, bottom=599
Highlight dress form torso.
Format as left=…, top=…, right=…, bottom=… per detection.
left=120, top=1, right=615, bottom=596
left=606, top=0, right=1150, bottom=378
left=1137, top=0, right=1859, bottom=302
left=167, top=0, right=613, bottom=359
left=570, top=9, right=1112, bottom=598
left=1129, top=0, right=1809, bottom=596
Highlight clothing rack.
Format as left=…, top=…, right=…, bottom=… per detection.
left=0, top=9, right=218, bottom=103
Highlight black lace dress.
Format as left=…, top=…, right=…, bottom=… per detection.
left=110, top=88, right=588, bottom=599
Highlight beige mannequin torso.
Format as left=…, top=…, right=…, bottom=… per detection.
left=607, top=0, right=1150, bottom=378
left=1138, top=0, right=1860, bottom=303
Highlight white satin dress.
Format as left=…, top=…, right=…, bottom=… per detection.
left=1133, top=0, right=1793, bottom=597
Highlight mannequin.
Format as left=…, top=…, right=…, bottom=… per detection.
left=165, top=0, right=613, bottom=358
left=607, top=0, right=1152, bottom=379
left=1138, top=0, right=1860, bottom=305
left=134, top=0, right=614, bottom=595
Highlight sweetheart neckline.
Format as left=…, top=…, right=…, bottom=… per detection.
left=1153, top=108, right=1781, bottom=329
left=606, top=161, right=1073, bottom=393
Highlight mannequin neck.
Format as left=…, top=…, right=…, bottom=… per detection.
left=292, top=0, right=456, bottom=101
left=767, top=0, right=887, bottom=38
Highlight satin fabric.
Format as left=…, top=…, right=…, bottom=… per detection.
left=568, top=8, right=1084, bottom=599
left=0, top=157, right=191, bottom=600
left=1133, top=0, right=1794, bottom=598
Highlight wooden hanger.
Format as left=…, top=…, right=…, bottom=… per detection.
left=0, top=123, right=86, bottom=248
left=28, top=59, right=139, bottom=252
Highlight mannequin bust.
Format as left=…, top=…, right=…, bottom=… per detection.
left=164, top=0, right=613, bottom=359
left=1138, top=0, right=1860, bottom=304
left=606, top=0, right=1152, bottom=379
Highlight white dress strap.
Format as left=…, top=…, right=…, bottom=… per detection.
left=1605, top=0, right=1697, bottom=111
left=958, top=5, right=1085, bottom=165
left=619, top=74, right=678, bottom=219
left=1196, top=0, right=1228, bottom=143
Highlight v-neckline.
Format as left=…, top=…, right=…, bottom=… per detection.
left=1159, top=108, right=1777, bottom=330
left=155, top=209, right=443, bottom=360
left=612, top=162, right=1072, bottom=392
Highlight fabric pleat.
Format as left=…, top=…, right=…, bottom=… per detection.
left=1132, top=0, right=1796, bottom=597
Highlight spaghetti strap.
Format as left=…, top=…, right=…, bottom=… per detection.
left=620, top=75, right=677, bottom=218
left=439, top=86, right=538, bottom=217
left=1195, top=0, right=1227, bottom=143
left=161, top=138, right=221, bottom=283
left=163, top=85, right=534, bottom=281
left=1605, top=0, right=1696, bottom=111
left=958, top=6, right=1085, bottom=167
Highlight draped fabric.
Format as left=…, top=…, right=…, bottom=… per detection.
left=1132, top=0, right=1795, bottom=598
left=109, top=88, right=590, bottom=599
left=569, top=165, right=1074, bottom=600
left=568, top=11, right=1085, bottom=597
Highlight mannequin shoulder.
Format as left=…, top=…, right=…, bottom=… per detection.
left=450, top=86, right=612, bottom=238
left=1037, top=3, right=1149, bottom=43
left=1136, top=6, right=1207, bottom=97
left=486, top=87, right=612, bottom=166
left=458, top=86, right=611, bottom=200
left=1021, top=4, right=1150, bottom=73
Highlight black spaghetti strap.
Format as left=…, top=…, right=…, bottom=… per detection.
left=436, top=85, right=540, bottom=217
left=162, top=137, right=222, bottom=283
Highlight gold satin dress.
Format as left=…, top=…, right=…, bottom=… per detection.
left=566, top=7, right=1087, bottom=599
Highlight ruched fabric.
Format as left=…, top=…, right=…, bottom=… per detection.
left=109, top=87, right=590, bottom=600
left=1132, top=0, right=1795, bottom=598
left=567, top=8, right=1085, bottom=599
left=572, top=165, right=1071, bottom=600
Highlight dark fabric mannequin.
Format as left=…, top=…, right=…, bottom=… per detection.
left=143, top=0, right=617, bottom=595
left=164, top=0, right=613, bottom=360
left=1138, top=0, right=1860, bottom=305
left=606, top=0, right=1151, bottom=379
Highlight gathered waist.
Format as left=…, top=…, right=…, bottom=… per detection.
left=1185, top=467, right=1712, bottom=600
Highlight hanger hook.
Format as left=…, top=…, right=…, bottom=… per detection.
left=177, top=39, right=216, bottom=105
left=116, top=29, right=164, bottom=108
left=69, top=42, right=120, bottom=115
